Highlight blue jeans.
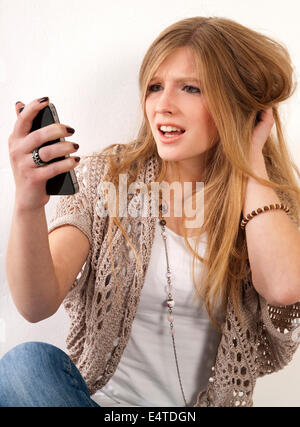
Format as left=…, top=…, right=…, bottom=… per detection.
left=0, top=341, right=101, bottom=407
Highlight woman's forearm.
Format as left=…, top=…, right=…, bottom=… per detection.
left=243, top=152, right=300, bottom=306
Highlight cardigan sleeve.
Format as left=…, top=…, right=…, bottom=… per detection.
left=47, top=155, right=95, bottom=245
left=240, top=266, right=300, bottom=379
left=47, top=153, right=108, bottom=298
left=257, top=295, right=300, bottom=377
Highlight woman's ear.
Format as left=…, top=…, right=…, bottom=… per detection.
left=255, top=111, right=260, bottom=126
left=255, top=111, right=262, bottom=126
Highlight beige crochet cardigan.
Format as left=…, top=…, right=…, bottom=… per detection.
left=48, top=146, right=300, bottom=407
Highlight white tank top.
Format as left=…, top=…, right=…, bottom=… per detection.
left=91, top=220, right=223, bottom=407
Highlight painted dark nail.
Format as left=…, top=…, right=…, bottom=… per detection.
left=73, top=143, right=79, bottom=150
left=74, top=157, right=80, bottom=162
left=38, top=97, right=49, bottom=103
left=66, top=127, right=75, bottom=134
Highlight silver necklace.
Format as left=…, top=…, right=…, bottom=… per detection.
left=158, top=202, right=188, bottom=407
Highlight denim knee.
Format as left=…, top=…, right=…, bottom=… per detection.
left=2, top=341, right=61, bottom=358
left=0, top=341, right=96, bottom=407
left=0, top=341, right=66, bottom=374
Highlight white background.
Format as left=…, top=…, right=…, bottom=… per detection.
left=1, top=0, right=300, bottom=406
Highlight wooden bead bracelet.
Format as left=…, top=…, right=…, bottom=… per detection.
left=240, top=203, right=290, bottom=230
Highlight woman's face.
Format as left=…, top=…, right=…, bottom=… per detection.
left=145, top=46, right=219, bottom=177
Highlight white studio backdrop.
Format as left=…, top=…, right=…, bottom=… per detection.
left=1, top=0, right=300, bottom=407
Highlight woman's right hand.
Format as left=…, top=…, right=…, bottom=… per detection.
left=8, top=97, right=81, bottom=212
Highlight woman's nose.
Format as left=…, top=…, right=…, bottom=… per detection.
left=154, top=89, right=177, bottom=114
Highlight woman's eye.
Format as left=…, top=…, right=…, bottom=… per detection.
left=147, top=84, right=201, bottom=94
left=148, top=84, right=160, bottom=92
left=185, top=85, right=201, bottom=94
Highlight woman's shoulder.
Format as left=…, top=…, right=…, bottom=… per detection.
left=78, top=142, right=159, bottom=188
left=78, top=144, right=125, bottom=172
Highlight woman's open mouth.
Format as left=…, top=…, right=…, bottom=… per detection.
left=158, top=128, right=186, bottom=144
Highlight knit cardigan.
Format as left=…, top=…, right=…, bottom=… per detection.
left=48, top=145, right=300, bottom=407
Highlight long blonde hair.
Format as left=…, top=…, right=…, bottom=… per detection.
left=86, top=16, right=300, bottom=328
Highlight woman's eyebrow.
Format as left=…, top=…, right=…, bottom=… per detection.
left=149, top=76, right=201, bottom=84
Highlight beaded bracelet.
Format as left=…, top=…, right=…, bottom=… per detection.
left=240, top=203, right=290, bottom=230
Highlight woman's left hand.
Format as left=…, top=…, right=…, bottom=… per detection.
left=251, top=107, right=275, bottom=154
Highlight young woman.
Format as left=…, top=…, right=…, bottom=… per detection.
left=2, top=16, right=300, bottom=407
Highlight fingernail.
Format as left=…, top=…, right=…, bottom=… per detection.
left=75, top=157, right=81, bottom=162
left=15, top=101, right=22, bottom=106
left=66, top=127, right=75, bottom=134
left=38, top=97, right=49, bottom=103
left=73, top=143, right=79, bottom=150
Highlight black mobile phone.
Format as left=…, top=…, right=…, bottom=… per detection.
left=19, top=102, right=79, bottom=195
